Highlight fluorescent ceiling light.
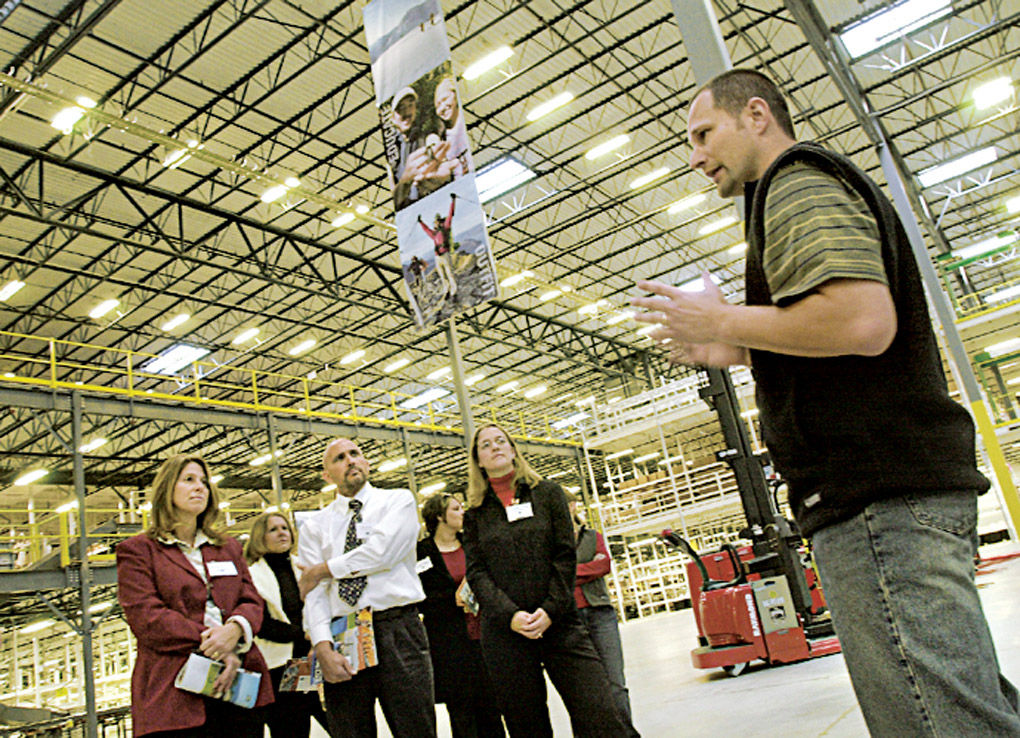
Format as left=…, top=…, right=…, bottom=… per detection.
left=974, top=78, right=1014, bottom=109
left=14, top=469, right=48, bottom=485
left=352, top=204, right=369, bottom=216
left=163, top=140, right=200, bottom=169
left=261, top=184, right=288, bottom=203
left=986, top=338, right=1020, bottom=357
left=0, top=279, right=25, bottom=301
left=89, top=299, right=119, bottom=319
left=218, top=501, right=230, bottom=510
left=578, top=299, right=609, bottom=316
left=340, top=349, right=366, bottom=365
left=606, top=310, right=635, bottom=325
left=552, top=412, right=588, bottom=430
left=986, top=285, right=1020, bottom=304
left=698, top=216, right=738, bottom=236
left=463, top=45, right=514, bottom=80
left=679, top=273, right=721, bottom=292
left=630, top=167, right=671, bottom=189
left=524, top=385, right=547, bottom=399
left=426, top=366, right=452, bottom=381
left=496, top=380, right=519, bottom=393
left=539, top=289, right=562, bottom=301
left=79, top=438, right=107, bottom=453
left=249, top=453, right=272, bottom=466
left=952, top=231, right=1017, bottom=260
left=917, top=147, right=997, bottom=188
left=161, top=313, right=189, bottom=331
left=51, top=107, right=86, bottom=134
left=322, top=483, right=337, bottom=492
left=839, top=0, right=952, bottom=59
left=332, top=212, right=356, bottom=227
left=728, top=241, right=748, bottom=255
left=526, top=91, right=574, bottom=122
left=555, top=393, right=574, bottom=402
left=55, top=500, right=79, bottom=514
left=420, top=481, right=447, bottom=496
left=500, top=270, right=534, bottom=288
left=1007, top=196, right=1020, bottom=214
left=606, top=448, right=633, bottom=460
left=285, top=177, right=301, bottom=189
left=378, top=457, right=408, bottom=473
left=575, top=395, right=595, bottom=407
left=627, top=538, right=657, bottom=548
left=634, top=451, right=661, bottom=463
left=141, top=344, right=210, bottom=375
left=20, top=619, right=55, bottom=635
left=399, top=387, right=450, bottom=410
left=636, top=324, right=656, bottom=337
left=476, top=157, right=537, bottom=203
left=210, top=475, right=224, bottom=485
left=88, top=601, right=114, bottom=614
left=668, top=193, right=706, bottom=214
left=585, top=134, right=630, bottom=161
left=288, top=338, right=316, bottom=356
left=465, top=372, right=485, bottom=386
left=232, top=327, right=260, bottom=345
left=384, top=357, right=411, bottom=373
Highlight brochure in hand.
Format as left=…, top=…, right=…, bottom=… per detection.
left=457, top=578, right=479, bottom=615
left=174, top=652, right=261, bottom=709
left=330, top=607, right=378, bottom=671
left=279, top=657, right=322, bottom=693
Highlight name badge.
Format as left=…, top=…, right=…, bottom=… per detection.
left=506, top=502, right=534, bottom=522
left=415, top=558, right=433, bottom=574
left=356, top=523, right=374, bottom=539
left=206, top=560, right=238, bottom=577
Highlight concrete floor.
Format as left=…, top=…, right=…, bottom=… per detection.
left=309, top=541, right=1020, bottom=737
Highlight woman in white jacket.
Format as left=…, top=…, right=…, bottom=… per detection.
left=245, top=512, right=326, bottom=737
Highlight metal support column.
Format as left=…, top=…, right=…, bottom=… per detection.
left=267, top=415, right=284, bottom=506
left=400, top=427, right=418, bottom=495
left=72, top=392, right=98, bottom=738
left=446, top=317, right=475, bottom=443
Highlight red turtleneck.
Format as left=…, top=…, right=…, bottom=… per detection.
left=490, top=470, right=515, bottom=507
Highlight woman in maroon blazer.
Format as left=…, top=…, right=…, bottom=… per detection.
left=116, top=454, right=273, bottom=737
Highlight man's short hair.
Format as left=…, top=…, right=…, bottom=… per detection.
left=699, top=69, right=795, bottom=139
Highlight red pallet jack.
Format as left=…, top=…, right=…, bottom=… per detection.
left=658, top=368, right=841, bottom=676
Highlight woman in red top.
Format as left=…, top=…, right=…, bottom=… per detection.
left=116, top=455, right=273, bottom=736
left=417, top=193, right=458, bottom=298
left=417, top=494, right=505, bottom=738
left=462, top=424, right=632, bottom=737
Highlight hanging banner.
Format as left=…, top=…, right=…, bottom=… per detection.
left=364, top=0, right=499, bottom=328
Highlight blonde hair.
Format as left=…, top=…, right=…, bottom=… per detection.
left=146, top=454, right=225, bottom=544
left=466, top=424, right=543, bottom=508
left=244, top=511, right=297, bottom=564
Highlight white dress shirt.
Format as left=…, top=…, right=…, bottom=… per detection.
left=298, top=482, right=424, bottom=646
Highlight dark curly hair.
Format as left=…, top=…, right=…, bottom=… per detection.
left=422, top=493, right=454, bottom=538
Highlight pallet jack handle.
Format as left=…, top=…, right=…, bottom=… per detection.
left=660, top=530, right=744, bottom=592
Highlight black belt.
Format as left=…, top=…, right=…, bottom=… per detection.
left=372, top=602, right=420, bottom=622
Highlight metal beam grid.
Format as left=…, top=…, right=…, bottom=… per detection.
left=0, top=0, right=1016, bottom=579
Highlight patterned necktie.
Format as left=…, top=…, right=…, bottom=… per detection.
left=336, top=498, right=367, bottom=606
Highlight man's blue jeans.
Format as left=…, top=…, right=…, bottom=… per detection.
left=812, top=489, right=1020, bottom=737
left=578, top=604, right=638, bottom=737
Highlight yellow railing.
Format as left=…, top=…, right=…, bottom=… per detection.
left=0, top=330, right=579, bottom=446
left=0, top=505, right=292, bottom=572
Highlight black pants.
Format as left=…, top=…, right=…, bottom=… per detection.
left=146, top=696, right=264, bottom=737
left=445, top=639, right=506, bottom=738
left=480, top=616, right=629, bottom=738
left=322, top=604, right=436, bottom=738
left=264, top=664, right=329, bottom=738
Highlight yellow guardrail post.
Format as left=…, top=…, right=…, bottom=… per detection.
left=251, top=369, right=259, bottom=406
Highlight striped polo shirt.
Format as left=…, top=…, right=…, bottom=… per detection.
left=762, top=160, right=888, bottom=304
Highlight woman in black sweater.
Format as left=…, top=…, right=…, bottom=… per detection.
left=418, top=493, right=505, bottom=738
left=244, top=512, right=326, bottom=738
left=462, top=423, right=632, bottom=737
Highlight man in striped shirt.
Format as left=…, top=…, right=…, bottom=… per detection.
left=633, top=69, right=1020, bottom=737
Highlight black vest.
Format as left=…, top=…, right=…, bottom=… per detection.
left=744, top=142, right=988, bottom=536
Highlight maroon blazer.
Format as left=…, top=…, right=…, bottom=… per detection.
left=116, top=532, right=273, bottom=736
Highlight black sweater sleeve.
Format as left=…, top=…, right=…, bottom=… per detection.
left=256, top=601, right=303, bottom=643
